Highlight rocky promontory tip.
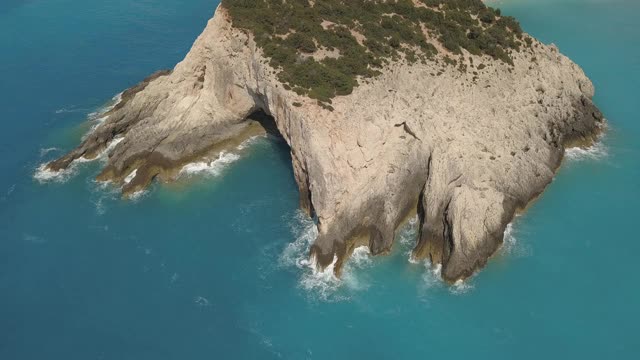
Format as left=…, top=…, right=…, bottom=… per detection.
left=45, top=1, right=604, bottom=282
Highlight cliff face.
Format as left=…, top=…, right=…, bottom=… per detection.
left=47, top=6, right=603, bottom=282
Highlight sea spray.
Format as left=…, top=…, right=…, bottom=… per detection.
left=565, top=142, right=608, bottom=161
left=421, top=262, right=443, bottom=290
left=396, top=215, right=419, bottom=263
left=499, top=218, right=532, bottom=259
left=82, top=92, right=122, bottom=140
left=34, top=92, right=125, bottom=184
left=34, top=155, right=92, bottom=184
left=279, top=212, right=341, bottom=300
left=279, top=211, right=377, bottom=301
left=450, top=279, right=474, bottom=295
left=34, top=137, right=124, bottom=184
left=178, top=136, right=268, bottom=179
left=419, top=261, right=474, bottom=295
left=236, top=134, right=267, bottom=151
left=85, top=92, right=122, bottom=120
left=179, top=152, right=241, bottom=178
left=565, top=130, right=608, bottom=162
left=128, top=189, right=149, bottom=202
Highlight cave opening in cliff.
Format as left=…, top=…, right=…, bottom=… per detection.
left=246, top=109, right=316, bottom=220
left=247, top=109, right=282, bottom=139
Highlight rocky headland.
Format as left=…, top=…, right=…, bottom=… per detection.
left=45, top=0, right=604, bottom=282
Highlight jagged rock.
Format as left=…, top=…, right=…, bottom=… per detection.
left=46, top=5, right=604, bottom=282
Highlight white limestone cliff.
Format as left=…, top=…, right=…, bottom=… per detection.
left=46, top=6, right=603, bottom=282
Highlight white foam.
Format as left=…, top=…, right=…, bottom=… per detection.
left=419, top=260, right=474, bottom=295
left=236, top=134, right=266, bottom=150
left=350, top=246, right=372, bottom=268
left=178, top=126, right=267, bottom=180
left=81, top=92, right=123, bottom=138
left=565, top=141, right=608, bottom=161
left=39, top=147, right=59, bottom=157
left=93, top=197, right=107, bottom=216
left=179, top=152, right=241, bottom=177
left=279, top=212, right=380, bottom=300
left=123, top=169, right=137, bottom=184
left=86, top=92, right=122, bottom=119
left=450, top=279, right=474, bottom=295
left=82, top=116, right=109, bottom=140
left=397, top=215, right=420, bottom=262
left=398, top=216, right=419, bottom=247
left=129, top=189, right=148, bottom=202
left=194, top=296, right=210, bottom=307
left=503, top=222, right=516, bottom=250
left=500, top=219, right=532, bottom=258
left=298, top=254, right=343, bottom=299
left=279, top=212, right=348, bottom=300
left=35, top=91, right=125, bottom=185
left=340, top=246, right=375, bottom=292
left=101, top=137, right=124, bottom=159
left=34, top=163, right=75, bottom=184
left=34, top=137, right=124, bottom=184
left=420, top=261, right=443, bottom=289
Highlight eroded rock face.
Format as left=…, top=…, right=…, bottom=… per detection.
left=47, top=6, right=603, bottom=282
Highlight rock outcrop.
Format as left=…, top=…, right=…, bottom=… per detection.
left=46, top=5, right=603, bottom=282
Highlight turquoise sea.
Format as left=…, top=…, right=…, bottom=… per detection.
left=1, top=0, right=639, bottom=358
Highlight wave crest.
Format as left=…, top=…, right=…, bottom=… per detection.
left=35, top=93, right=125, bottom=184
left=179, top=152, right=241, bottom=178
left=279, top=212, right=377, bottom=301
left=565, top=141, right=608, bottom=161
left=34, top=137, right=123, bottom=184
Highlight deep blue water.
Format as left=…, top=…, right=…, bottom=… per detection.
left=1, top=0, right=639, bottom=359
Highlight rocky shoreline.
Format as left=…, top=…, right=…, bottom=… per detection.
left=44, top=5, right=604, bottom=282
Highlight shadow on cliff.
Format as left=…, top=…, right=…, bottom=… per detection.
left=247, top=109, right=295, bottom=178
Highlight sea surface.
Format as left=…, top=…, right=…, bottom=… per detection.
left=1, top=0, right=639, bottom=358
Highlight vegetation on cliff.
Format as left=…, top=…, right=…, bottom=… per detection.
left=222, top=0, right=525, bottom=103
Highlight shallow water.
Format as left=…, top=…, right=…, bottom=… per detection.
left=1, top=0, right=639, bottom=358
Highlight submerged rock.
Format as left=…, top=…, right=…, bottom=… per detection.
left=47, top=4, right=603, bottom=282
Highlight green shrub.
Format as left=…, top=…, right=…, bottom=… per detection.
left=221, top=0, right=524, bottom=103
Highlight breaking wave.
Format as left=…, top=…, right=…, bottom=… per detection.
left=86, top=92, right=122, bottom=119
left=82, top=93, right=122, bottom=139
left=35, top=93, right=124, bottom=184
left=397, top=215, right=419, bottom=263
left=422, top=220, right=528, bottom=295
left=39, top=147, right=59, bottom=157
left=179, top=152, right=241, bottom=178
left=34, top=137, right=123, bottom=184
left=502, top=222, right=516, bottom=253
left=34, top=155, right=92, bottom=184
left=499, top=219, right=532, bottom=259
left=418, top=260, right=475, bottom=295
left=236, top=134, right=265, bottom=151
left=129, top=189, right=149, bottom=202
left=179, top=135, right=268, bottom=179
left=450, top=279, right=474, bottom=295
left=565, top=141, right=608, bottom=161
left=420, top=261, right=443, bottom=290
left=279, top=211, right=375, bottom=302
